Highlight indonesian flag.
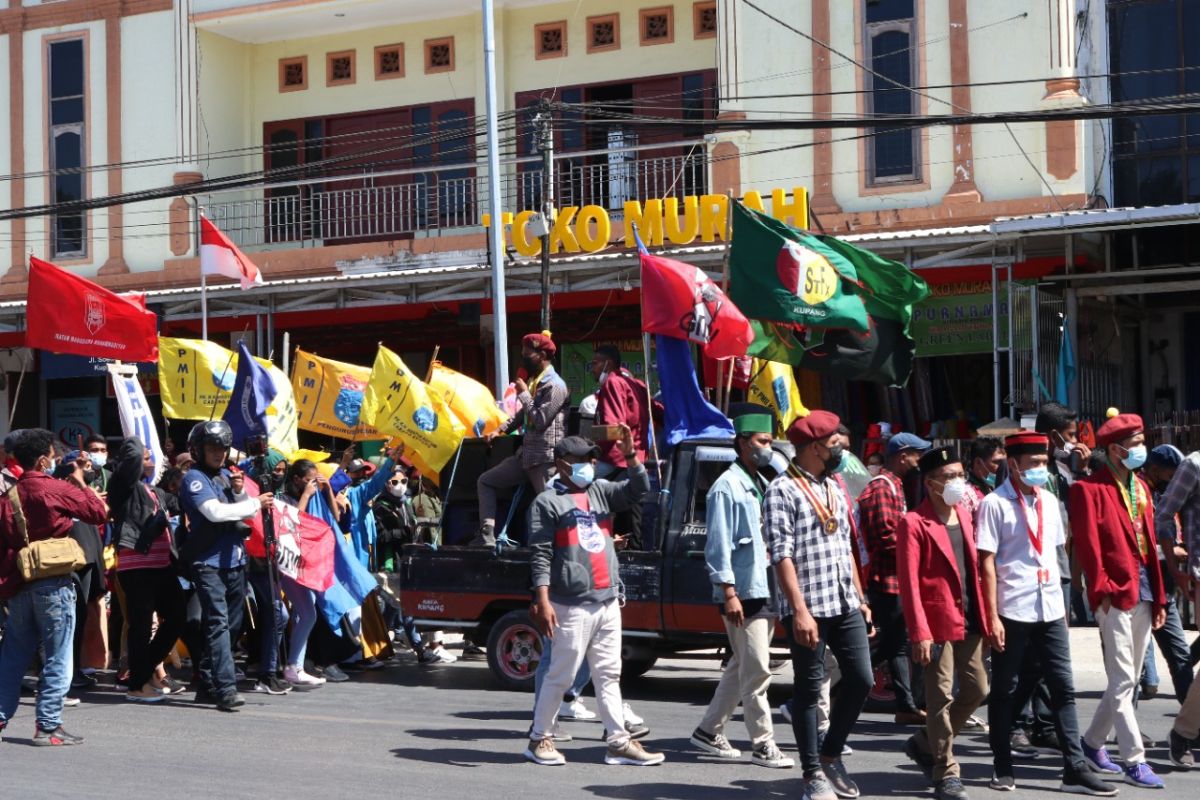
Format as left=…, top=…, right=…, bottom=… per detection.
left=242, top=480, right=335, bottom=592
left=200, top=215, right=264, bottom=290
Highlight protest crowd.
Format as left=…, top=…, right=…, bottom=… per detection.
left=3, top=211, right=1200, bottom=800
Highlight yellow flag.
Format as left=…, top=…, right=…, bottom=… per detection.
left=429, top=363, right=508, bottom=438
left=291, top=349, right=381, bottom=440
left=264, top=363, right=299, bottom=457
left=290, top=448, right=331, bottom=464
left=158, top=337, right=243, bottom=420
left=747, top=359, right=809, bottom=437
left=361, top=346, right=465, bottom=476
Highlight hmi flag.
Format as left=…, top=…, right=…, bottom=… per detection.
left=107, top=363, right=167, bottom=485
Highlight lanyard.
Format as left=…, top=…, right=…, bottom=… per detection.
left=1105, top=462, right=1150, bottom=557
left=793, top=474, right=839, bottom=534
left=1009, top=478, right=1044, bottom=555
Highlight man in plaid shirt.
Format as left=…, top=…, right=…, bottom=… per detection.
left=765, top=411, right=873, bottom=800
left=857, top=431, right=929, bottom=726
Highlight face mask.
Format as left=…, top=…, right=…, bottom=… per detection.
left=597, top=371, right=610, bottom=387
left=769, top=451, right=791, bottom=476
left=750, top=446, right=774, bottom=470
left=385, top=483, right=408, bottom=499
left=939, top=478, right=968, bottom=506
left=46, top=458, right=58, bottom=473
left=823, top=445, right=846, bottom=474
left=984, top=472, right=997, bottom=488
left=867, top=464, right=882, bottom=477
left=1120, top=445, right=1147, bottom=471
left=569, top=462, right=595, bottom=488
left=89, top=453, right=107, bottom=469
left=521, top=356, right=541, bottom=376
left=1021, top=466, right=1050, bottom=488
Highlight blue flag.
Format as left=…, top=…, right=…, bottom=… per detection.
left=1055, top=322, right=1076, bottom=406
left=654, top=334, right=734, bottom=447
left=222, top=341, right=277, bottom=448
left=306, top=490, right=378, bottom=633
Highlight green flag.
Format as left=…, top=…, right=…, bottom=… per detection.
left=730, top=201, right=869, bottom=332
left=813, top=234, right=930, bottom=333
left=745, top=320, right=805, bottom=366
left=801, top=315, right=917, bottom=387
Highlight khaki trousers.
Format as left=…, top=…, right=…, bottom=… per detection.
left=1085, top=601, right=1153, bottom=764
left=914, top=635, right=988, bottom=781
left=698, top=614, right=776, bottom=747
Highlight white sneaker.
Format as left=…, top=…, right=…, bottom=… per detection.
left=284, top=666, right=325, bottom=686
left=423, top=647, right=458, bottom=664
left=559, top=699, right=597, bottom=721
left=622, top=702, right=644, bottom=726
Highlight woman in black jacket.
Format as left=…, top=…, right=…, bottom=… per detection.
left=108, top=437, right=185, bottom=702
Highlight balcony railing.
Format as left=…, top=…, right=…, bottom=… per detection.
left=204, top=148, right=707, bottom=250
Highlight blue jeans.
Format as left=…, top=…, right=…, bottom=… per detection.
left=279, top=574, right=318, bottom=669
left=0, top=576, right=76, bottom=731
left=248, top=568, right=288, bottom=676
left=192, top=564, right=245, bottom=700
left=533, top=635, right=591, bottom=706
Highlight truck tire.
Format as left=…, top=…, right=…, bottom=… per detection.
left=486, top=610, right=543, bottom=692
left=621, top=655, right=658, bottom=679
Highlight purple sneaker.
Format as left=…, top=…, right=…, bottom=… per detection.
left=1123, top=762, right=1164, bottom=789
left=1080, top=738, right=1122, bottom=776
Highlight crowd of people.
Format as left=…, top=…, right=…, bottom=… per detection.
left=2, top=327, right=1200, bottom=800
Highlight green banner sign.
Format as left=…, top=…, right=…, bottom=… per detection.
left=911, top=281, right=1017, bottom=357
left=560, top=339, right=656, bottom=406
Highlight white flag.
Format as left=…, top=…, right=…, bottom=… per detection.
left=107, top=364, right=166, bottom=485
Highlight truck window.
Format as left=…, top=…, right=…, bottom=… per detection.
left=686, top=447, right=739, bottom=528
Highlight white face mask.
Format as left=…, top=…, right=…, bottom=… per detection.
left=597, top=370, right=610, bottom=386
left=385, top=482, right=408, bottom=499
left=939, top=477, right=968, bottom=506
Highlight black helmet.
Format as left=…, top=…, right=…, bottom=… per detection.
left=188, top=420, right=233, bottom=462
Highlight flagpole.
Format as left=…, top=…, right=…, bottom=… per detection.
left=7, top=350, right=28, bottom=429
left=482, top=0, right=509, bottom=399
left=642, top=333, right=663, bottom=488
left=196, top=201, right=208, bottom=340
left=716, top=191, right=735, bottom=414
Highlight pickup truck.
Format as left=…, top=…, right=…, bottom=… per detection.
left=399, top=436, right=778, bottom=690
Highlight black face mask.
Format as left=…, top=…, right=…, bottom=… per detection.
left=521, top=355, right=541, bottom=375
left=818, top=444, right=844, bottom=474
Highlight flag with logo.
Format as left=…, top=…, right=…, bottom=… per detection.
left=107, top=363, right=167, bottom=484
left=292, top=349, right=380, bottom=440
left=747, top=359, right=809, bottom=437
left=429, top=362, right=508, bottom=438
left=361, top=345, right=465, bottom=478
left=222, top=341, right=276, bottom=448
left=640, top=249, right=755, bottom=359
left=200, top=216, right=264, bottom=290
left=157, top=337, right=241, bottom=420
left=729, top=202, right=869, bottom=332
left=26, top=256, right=159, bottom=362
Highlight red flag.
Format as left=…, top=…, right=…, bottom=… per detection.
left=200, top=215, right=264, bottom=290
left=242, top=480, right=334, bottom=591
left=702, top=353, right=752, bottom=391
left=639, top=252, right=754, bottom=360
left=25, top=256, right=158, bottom=362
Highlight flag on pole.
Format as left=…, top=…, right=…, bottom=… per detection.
left=200, top=216, right=264, bottom=290
left=654, top=334, right=734, bottom=447
left=263, top=362, right=299, bottom=457
left=291, top=349, right=380, bottom=439
left=747, top=359, right=809, bottom=437
left=242, top=480, right=335, bottom=592
left=222, top=341, right=277, bottom=448
left=107, top=364, right=167, bottom=484
left=26, top=256, right=159, bottom=362
left=1055, top=321, right=1076, bottom=406
left=429, top=362, right=509, bottom=437
left=639, top=250, right=755, bottom=359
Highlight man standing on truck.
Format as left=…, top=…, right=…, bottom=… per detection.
left=473, top=331, right=570, bottom=548
left=765, top=410, right=874, bottom=800
left=691, top=406, right=794, bottom=769
left=525, top=430, right=664, bottom=767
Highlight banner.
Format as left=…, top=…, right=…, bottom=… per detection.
left=429, top=363, right=508, bottom=438
left=157, top=337, right=241, bottom=420
left=909, top=282, right=1013, bottom=357
left=107, top=364, right=167, bottom=485
left=361, top=346, right=465, bottom=477
left=291, top=349, right=380, bottom=440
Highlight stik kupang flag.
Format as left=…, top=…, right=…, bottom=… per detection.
left=639, top=250, right=754, bottom=360
left=25, top=256, right=158, bottom=362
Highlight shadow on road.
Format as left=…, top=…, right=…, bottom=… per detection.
left=391, top=746, right=516, bottom=767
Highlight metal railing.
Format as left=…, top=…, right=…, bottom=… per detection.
left=204, top=150, right=707, bottom=249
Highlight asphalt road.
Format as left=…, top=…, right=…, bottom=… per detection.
left=2, top=628, right=1198, bottom=800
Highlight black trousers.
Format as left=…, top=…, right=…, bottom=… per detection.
left=868, top=588, right=919, bottom=713
left=118, top=568, right=186, bottom=691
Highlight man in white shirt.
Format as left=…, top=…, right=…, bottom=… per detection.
left=976, top=432, right=1115, bottom=796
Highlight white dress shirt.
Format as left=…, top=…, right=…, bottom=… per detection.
left=975, top=479, right=1066, bottom=623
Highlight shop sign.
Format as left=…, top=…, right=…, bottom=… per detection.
left=911, top=281, right=1020, bottom=357
left=49, top=397, right=102, bottom=449
left=560, top=340, right=656, bottom=407
left=42, top=351, right=155, bottom=380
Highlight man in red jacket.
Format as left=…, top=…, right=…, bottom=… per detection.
left=898, top=447, right=989, bottom=800
left=1071, top=413, right=1168, bottom=789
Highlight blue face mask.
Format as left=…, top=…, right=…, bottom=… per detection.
left=1119, top=445, right=1147, bottom=471
left=89, top=453, right=107, bottom=469
left=569, top=462, right=595, bottom=488
left=1021, top=466, right=1050, bottom=488
left=984, top=472, right=997, bottom=488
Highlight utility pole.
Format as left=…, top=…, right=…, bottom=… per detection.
left=535, top=99, right=554, bottom=332
left=482, top=0, right=509, bottom=396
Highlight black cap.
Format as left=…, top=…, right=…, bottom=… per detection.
left=554, top=436, right=601, bottom=460
left=918, top=446, right=959, bottom=475
left=346, top=458, right=370, bottom=473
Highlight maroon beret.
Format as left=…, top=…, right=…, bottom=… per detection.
left=1004, top=431, right=1048, bottom=457
left=1096, top=413, right=1144, bottom=447
left=786, top=410, right=841, bottom=447
left=522, top=331, right=556, bottom=356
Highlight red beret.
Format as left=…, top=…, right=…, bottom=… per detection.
left=786, top=410, right=841, bottom=447
left=1096, top=413, right=1144, bottom=447
left=522, top=331, right=556, bottom=356
left=1004, top=431, right=1048, bottom=456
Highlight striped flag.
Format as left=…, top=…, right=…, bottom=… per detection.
left=200, top=216, right=264, bottom=290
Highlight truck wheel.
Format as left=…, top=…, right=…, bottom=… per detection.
left=621, top=655, right=658, bottom=679
left=486, top=610, right=543, bottom=692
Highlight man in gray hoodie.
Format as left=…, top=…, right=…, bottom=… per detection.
left=524, top=429, right=663, bottom=768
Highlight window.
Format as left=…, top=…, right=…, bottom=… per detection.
left=535, top=21, right=567, bottom=59
left=587, top=13, right=620, bottom=53
left=326, top=50, right=355, bottom=87
left=639, top=6, right=674, bottom=46
left=49, top=38, right=85, bottom=258
left=279, top=56, right=307, bottom=92
left=864, top=0, right=920, bottom=185
left=375, top=44, right=404, bottom=80
left=693, top=2, right=717, bottom=39
left=424, top=37, right=454, bottom=74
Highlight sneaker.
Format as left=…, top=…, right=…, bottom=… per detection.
left=320, top=664, right=350, bottom=683
left=32, top=725, right=84, bottom=746
left=193, top=687, right=216, bottom=704
left=524, top=736, right=566, bottom=766
left=216, top=692, right=246, bottom=712
left=605, top=738, right=665, bottom=766
left=155, top=677, right=188, bottom=695
left=62, top=696, right=81, bottom=707
left=1010, top=730, right=1039, bottom=759
left=548, top=722, right=573, bottom=743
left=360, top=658, right=386, bottom=671
left=71, top=673, right=97, bottom=690
left=622, top=702, right=644, bottom=726
left=905, top=735, right=935, bottom=781
left=779, top=703, right=793, bottom=725
left=936, top=777, right=969, bottom=800
left=604, top=722, right=650, bottom=741
left=690, top=727, right=742, bottom=759
left=419, top=647, right=458, bottom=665
left=1140, top=683, right=1159, bottom=700
left=283, top=666, right=325, bottom=687
left=964, top=715, right=990, bottom=734
left=126, top=687, right=166, bottom=703
left=821, top=759, right=860, bottom=799
left=751, top=741, right=794, bottom=769
left=1081, top=738, right=1122, bottom=776
left=989, top=772, right=1016, bottom=792
left=559, top=698, right=597, bottom=721
left=252, top=676, right=293, bottom=695
left=1123, top=762, right=1164, bottom=789
left=1061, top=767, right=1120, bottom=796
left=803, top=774, right=838, bottom=800
left=896, top=710, right=928, bottom=726
left=1031, top=729, right=1063, bottom=754
left=1169, top=729, right=1195, bottom=769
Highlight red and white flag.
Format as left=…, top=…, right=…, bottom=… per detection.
left=200, top=215, right=264, bottom=290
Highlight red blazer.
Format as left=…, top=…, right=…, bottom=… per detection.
left=897, top=499, right=991, bottom=644
left=1069, top=471, right=1166, bottom=613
